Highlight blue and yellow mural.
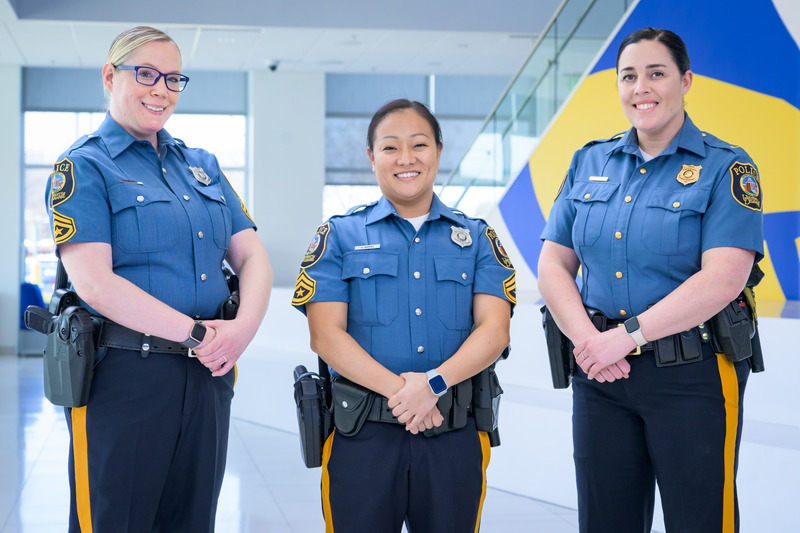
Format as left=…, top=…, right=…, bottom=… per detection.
left=499, top=0, right=800, bottom=316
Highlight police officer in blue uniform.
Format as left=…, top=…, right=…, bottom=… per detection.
left=292, top=99, right=515, bottom=532
left=46, top=26, right=272, bottom=532
left=538, top=28, right=763, bottom=533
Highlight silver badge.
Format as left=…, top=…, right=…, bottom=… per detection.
left=189, top=166, right=211, bottom=186
left=450, top=226, right=472, bottom=248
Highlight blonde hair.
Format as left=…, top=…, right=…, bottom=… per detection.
left=107, top=26, right=180, bottom=66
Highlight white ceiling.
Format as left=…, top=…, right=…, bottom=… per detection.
left=0, top=0, right=566, bottom=76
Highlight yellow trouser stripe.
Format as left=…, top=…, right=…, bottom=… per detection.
left=321, top=431, right=335, bottom=532
left=473, top=431, right=491, bottom=533
left=716, top=353, right=739, bottom=533
left=71, top=407, right=93, bottom=533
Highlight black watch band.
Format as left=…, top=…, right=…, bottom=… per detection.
left=181, top=321, right=207, bottom=349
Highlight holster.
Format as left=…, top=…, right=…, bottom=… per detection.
left=423, top=379, right=472, bottom=438
left=541, top=305, right=574, bottom=388
left=293, top=364, right=333, bottom=468
left=472, top=363, right=503, bottom=447
left=25, top=294, right=96, bottom=408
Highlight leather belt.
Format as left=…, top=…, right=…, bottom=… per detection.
left=95, top=319, right=189, bottom=357
left=367, top=395, right=401, bottom=424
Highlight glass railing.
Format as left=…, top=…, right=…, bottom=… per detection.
left=438, top=0, right=635, bottom=215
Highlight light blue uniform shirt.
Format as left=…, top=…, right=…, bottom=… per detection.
left=46, top=114, right=255, bottom=319
left=293, top=194, right=516, bottom=375
left=541, top=114, right=764, bottom=319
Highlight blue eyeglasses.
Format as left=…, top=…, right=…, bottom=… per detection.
left=114, top=65, right=190, bottom=92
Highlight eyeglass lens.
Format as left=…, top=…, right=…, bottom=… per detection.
left=136, top=67, right=188, bottom=92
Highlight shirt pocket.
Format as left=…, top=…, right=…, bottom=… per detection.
left=567, top=181, right=619, bottom=247
left=342, top=250, right=399, bottom=326
left=434, top=256, right=475, bottom=330
left=642, top=188, right=708, bottom=255
left=193, top=183, right=232, bottom=250
left=108, top=184, right=178, bottom=253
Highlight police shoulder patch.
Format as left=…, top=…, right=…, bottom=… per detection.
left=486, top=227, right=514, bottom=269
left=729, top=161, right=762, bottom=211
left=52, top=210, right=76, bottom=244
left=50, top=158, right=76, bottom=209
left=301, top=223, right=331, bottom=268
left=292, top=269, right=317, bottom=307
left=503, top=272, right=517, bottom=305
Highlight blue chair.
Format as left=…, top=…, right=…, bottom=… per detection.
left=19, top=282, right=47, bottom=356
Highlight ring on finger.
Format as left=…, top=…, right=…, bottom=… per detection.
left=580, top=352, right=587, bottom=361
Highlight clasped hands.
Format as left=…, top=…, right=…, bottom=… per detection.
left=191, top=319, right=247, bottom=377
left=387, top=372, right=444, bottom=434
left=573, top=326, right=637, bottom=383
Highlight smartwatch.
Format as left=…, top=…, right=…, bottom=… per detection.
left=426, top=369, right=448, bottom=397
left=623, top=317, right=647, bottom=347
left=181, top=321, right=207, bottom=349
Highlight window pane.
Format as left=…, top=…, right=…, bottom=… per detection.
left=168, top=114, right=247, bottom=168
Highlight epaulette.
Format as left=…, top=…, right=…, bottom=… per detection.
left=340, top=201, right=377, bottom=217
left=581, top=131, right=625, bottom=149
left=700, top=131, right=747, bottom=154
left=65, top=134, right=98, bottom=154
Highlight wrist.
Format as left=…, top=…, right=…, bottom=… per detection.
left=623, top=316, right=647, bottom=347
left=426, top=369, right=448, bottom=397
left=181, top=320, right=207, bottom=349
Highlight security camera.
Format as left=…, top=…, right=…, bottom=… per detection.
left=268, top=61, right=279, bottom=72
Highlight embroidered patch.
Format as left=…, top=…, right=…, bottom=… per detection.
left=221, top=172, right=255, bottom=224
left=677, top=164, right=701, bottom=186
left=555, top=171, right=567, bottom=200
left=52, top=210, right=76, bottom=244
left=301, top=223, right=330, bottom=268
left=292, top=269, right=316, bottom=306
left=486, top=228, right=514, bottom=269
left=503, top=272, right=517, bottom=305
left=50, top=158, right=75, bottom=209
left=729, top=161, right=762, bottom=211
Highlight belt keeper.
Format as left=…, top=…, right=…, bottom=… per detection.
left=140, top=334, right=151, bottom=358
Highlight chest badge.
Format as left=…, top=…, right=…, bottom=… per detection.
left=677, top=164, right=701, bottom=186
left=451, top=226, right=472, bottom=248
left=189, top=166, right=211, bottom=186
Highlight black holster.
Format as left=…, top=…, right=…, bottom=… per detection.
left=472, top=361, right=504, bottom=447
left=293, top=364, right=333, bottom=468
left=25, top=293, right=96, bottom=408
left=541, top=305, right=573, bottom=388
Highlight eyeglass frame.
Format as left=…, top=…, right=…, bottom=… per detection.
left=114, top=65, right=190, bottom=92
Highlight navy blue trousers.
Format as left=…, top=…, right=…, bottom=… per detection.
left=321, top=418, right=490, bottom=532
left=65, top=347, right=236, bottom=532
left=572, top=345, right=749, bottom=533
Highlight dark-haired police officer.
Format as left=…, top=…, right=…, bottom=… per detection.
left=292, top=99, right=515, bottom=532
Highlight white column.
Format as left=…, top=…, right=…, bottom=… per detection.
left=248, top=70, right=325, bottom=288
left=0, top=66, right=22, bottom=354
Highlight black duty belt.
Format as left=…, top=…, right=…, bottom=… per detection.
left=95, top=319, right=190, bottom=357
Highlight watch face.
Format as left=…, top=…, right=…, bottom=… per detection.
left=429, top=374, right=447, bottom=395
left=625, top=317, right=640, bottom=334
left=190, top=322, right=206, bottom=342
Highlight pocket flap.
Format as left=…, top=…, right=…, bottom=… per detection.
left=567, top=181, right=620, bottom=203
left=108, top=184, right=173, bottom=213
left=646, top=188, right=708, bottom=214
left=434, top=256, right=475, bottom=286
left=342, top=250, right=398, bottom=280
left=331, top=377, right=376, bottom=437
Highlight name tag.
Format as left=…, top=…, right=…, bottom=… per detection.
left=355, top=244, right=380, bottom=250
left=589, top=176, right=608, bottom=182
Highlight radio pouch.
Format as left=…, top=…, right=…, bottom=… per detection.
left=331, top=377, right=375, bottom=437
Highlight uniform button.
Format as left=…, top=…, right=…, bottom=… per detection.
left=583, top=193, right=591, bottom=199
left=195, top=315, right=201, bottom=319
left=198, top=231, right=204, bottom=239
left=414, top=271, right=421, bottom=279
left=415, top=308, right=422, bottom=316
left=136, top=195, right=144, bottom=202
left=616, top=271, right=623, bottom=279
left=362, top=267, right=370, bottom=275
left=162, top=168, right=167, bottom=174
left=183, top=195, right=190, bottom=201
left=417, top=346, right=424, bottom=353
left=462, top=273, right=467, bottom=280
left=640, top=168, right=647, bottom=174
left=673, top=201, right=681, bottom=208
left=620, top=310, right=627, bottom=316
left=221, top=195, right=226, bottom=202
left=624, top=196, right=632, bottom=203
left=201, top=273, right=207, bottom=281
left=414, top=237, right=421, bottom=243
left=615, top=231, right=622, bottom=239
